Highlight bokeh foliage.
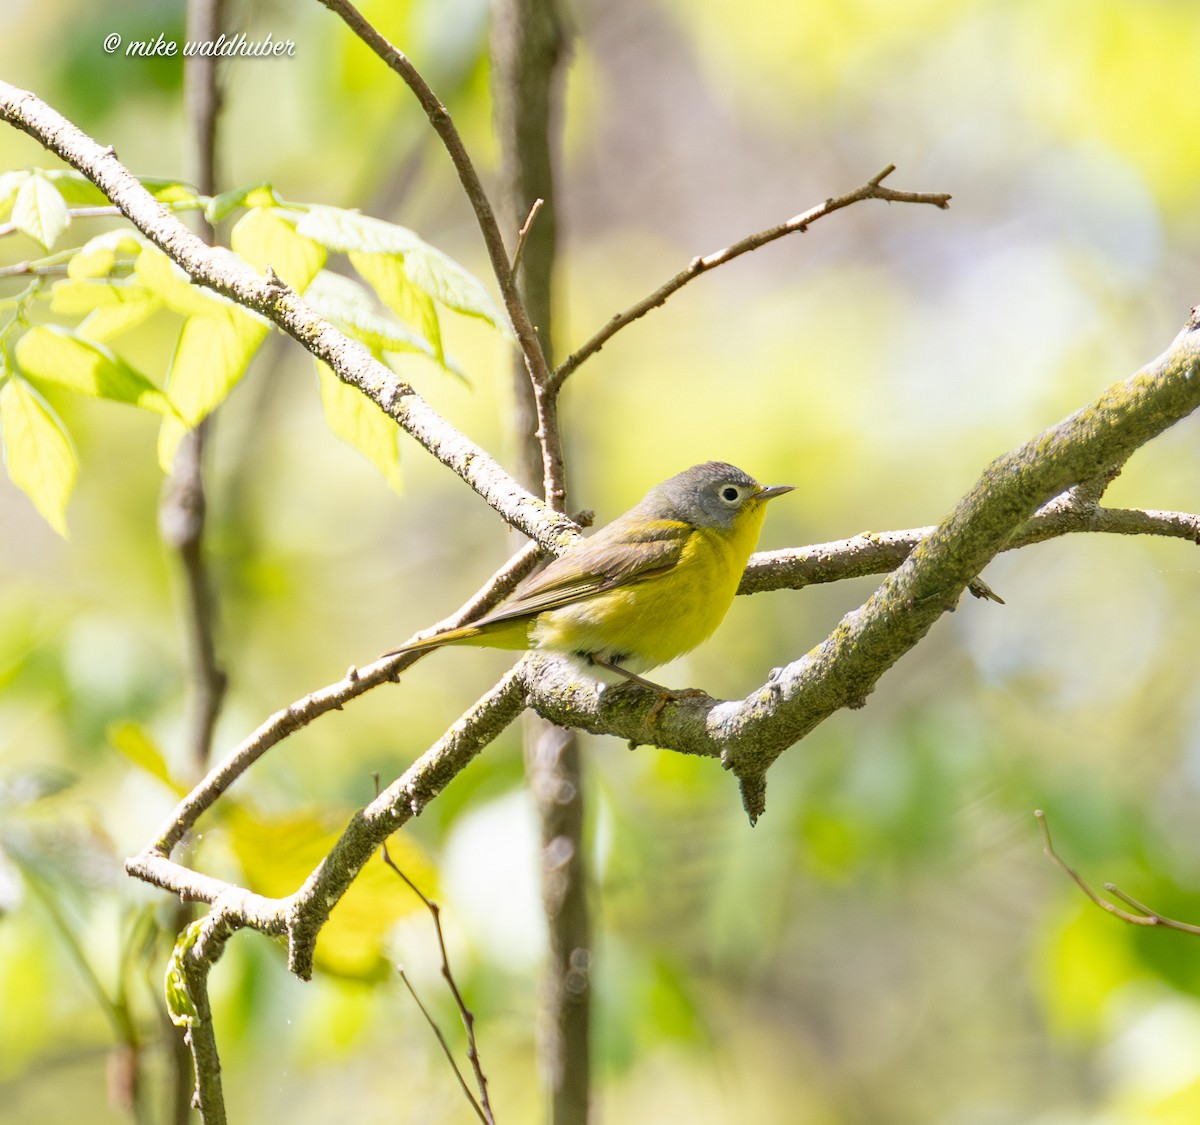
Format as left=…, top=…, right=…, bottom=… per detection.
left=2, top=0, right=1200, bottom=1122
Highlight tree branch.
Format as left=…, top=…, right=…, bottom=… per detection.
left=738, top=499, right=1200, bottom=594
left=522, top=312, right=1200, bottom=820
left=126, top=670, right=528, bottom=980
left=0, top=81, right=577, bottom=552
left=127, top=488, right=1200, bottom=885
left=550, top=165, right=952, bottom=390
left=1036, top=811, right=1200, bottom=935
left=312, top=0, right=555, bottom=401
left=382, top=842, right=495, bottom=1124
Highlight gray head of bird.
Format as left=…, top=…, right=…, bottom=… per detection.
left=642, top=461, right=795, bottom=530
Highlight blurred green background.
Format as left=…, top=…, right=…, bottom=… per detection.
left=3, top=0, right=1200, bottom=1121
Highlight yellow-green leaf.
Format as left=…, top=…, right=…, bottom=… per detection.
left=141, top=179, right=201, bottom=207
left=15, top=325, right=174, bottom=415
left=157, top=413, right=188, bottom=474
left=50, top=278, right=160, bottom=340
left=12, top=174, right=70, bottom=250
left=403, top=242, right=513, bottom=338
left=45, top=170, right=110, bottom=207
left=206, top=182, right=280, bottom=224
left=108, top=720, right=185, bottom=795
left=0, top=170, right=29, bottom=220
left=316, top=360, right=402, bottom=491
left=306, top=269, right=434, bottom=357
left=228, top=805, right=436, bottom=980
left=67, top=230, right=145, bottom=280
left=230, top=207, right=326, bottom=292
left=0, top=378, right=77, bottom=537
left=165, top=307, right=268, bottom=429
left=295, top=204, right=422, bottom=256
left=349, top=252, right=443, bottom=362
left=135, top=245, right=231, bottom=318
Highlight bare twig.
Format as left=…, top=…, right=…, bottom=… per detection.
left=381, top=841, right=495, bottom=1124
left=738, top=501, right=1200, bottom=595
left=550, top=165, right=951, bottom=389
left=397, top=969, right=490, bottom=1125
left=1035, top=810, right=1200, bottom=935
left=312, top=0, right=553, bottom=394
left=0, top=202, right=201, bottom=239
left=511, top=196, right=544, bottom=275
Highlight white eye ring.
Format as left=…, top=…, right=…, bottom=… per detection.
left=720, top=486, right=742, bottom=503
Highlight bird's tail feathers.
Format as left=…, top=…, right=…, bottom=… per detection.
left=381, top=625, right=484, bottom=660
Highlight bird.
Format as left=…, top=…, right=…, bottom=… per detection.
left=383, top=461, right=793, bottom=694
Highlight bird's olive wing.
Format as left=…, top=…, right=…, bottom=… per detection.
left=473, top=518, right=692, bottom=626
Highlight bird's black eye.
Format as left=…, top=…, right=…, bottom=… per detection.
left=721, top=486, right=740, bottom=503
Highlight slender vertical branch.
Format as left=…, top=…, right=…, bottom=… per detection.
left=168, top=0, right=229, bottom=780
left=314, top=0, right=554, bottom=400
left=159, top=5, right=229, bottom=1123
left=492, top=4, right=590, bottom=1124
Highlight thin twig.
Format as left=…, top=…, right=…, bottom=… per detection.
left=397, top=970, right=490, bottom=1125
left=0, top=258, right=69, bottom=279
left=160, top=10, right=229, bottom=1120
left=1035, top=810, right=1200, bottom=935
left=0, top=201, right=201, bottom=239
left=381, top=840, right=495, bottom=1124
left=551, top=165, right=951, bottom=390
left=511, top=196, right=544, bottom=275
left=313, top=0, right=553, bottom=392
left=738, top=501, right=1200, bottom=595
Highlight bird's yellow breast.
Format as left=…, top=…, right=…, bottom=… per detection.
left=532, top=500, right=768, bottom=672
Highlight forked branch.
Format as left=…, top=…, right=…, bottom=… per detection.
left=1036, top=810, right=1200, bottom=935
left=551, top=165, right=951, bottom=389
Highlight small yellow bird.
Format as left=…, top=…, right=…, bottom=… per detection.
left=385, top=461, right=793, bottom=690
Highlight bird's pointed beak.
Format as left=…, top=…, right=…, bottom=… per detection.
left=756, top=484, right=795, bottom=501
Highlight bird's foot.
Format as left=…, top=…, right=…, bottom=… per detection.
left=588, top=655, right=707, bottom=725
left=645, top=686, right=707, bottom=726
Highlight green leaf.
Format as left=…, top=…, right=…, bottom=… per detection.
left=0, top=170, right=29, bottom=219
left=403, top=242, right=513, bottom=337
left=15, top=325, right=174, bottom=415
left=0, top=378, right=77, bottom=537
left=164, top=921, right=204, bottom=1028
left=230, top=206, right=325, bottom=291
left=141, top=179, right=201, bottom=207
left=11, top=174, right=70, bottom=249
left=294, top=204, right=423, bottom=256
left=315, top=360, right=402, bottom=491
left=67, top=230, right=145, bottom=280
left=206, top=182, right=280, bottom=224
left=296, top=203, right=512, bottom=339
left=306, top=270, right=434, bottom=357
left=108, top=721, right=184, bottom=794
left=45, top=170, right=109, bottom=207
left=228, top=804, right=435, bottom=980
left=166, top=308, right=268, bottom=424
left=50, top=278, right=160, bottom=340
left=348, top=252, right=443, bottom=362
left=135, top=245, right=229, bottom=317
